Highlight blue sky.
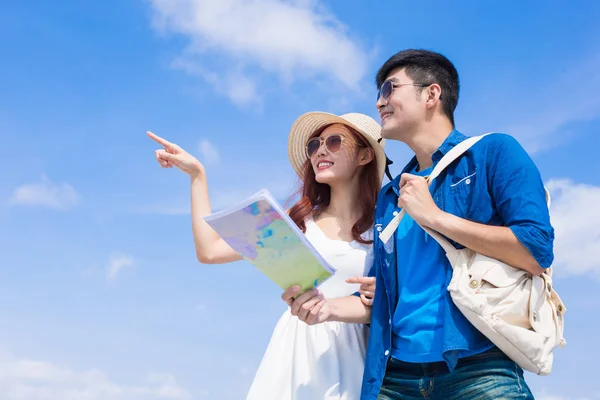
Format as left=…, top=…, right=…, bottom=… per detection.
left=1, top=1, right=599, bottom=399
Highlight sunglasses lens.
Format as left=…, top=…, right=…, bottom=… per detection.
left=326, top=135, right=342, bottom=152
left=381, top=81, right=392, bottom=100
left=306, top=138, right=321, bottom=157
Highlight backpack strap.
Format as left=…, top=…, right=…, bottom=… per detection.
left=378, top=134, right=492, bottom=244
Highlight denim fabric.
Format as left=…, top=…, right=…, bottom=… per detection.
left=377, top=348, right=534, bottom=400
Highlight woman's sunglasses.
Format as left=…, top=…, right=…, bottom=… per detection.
left=305, top=134, right=344, bottom=158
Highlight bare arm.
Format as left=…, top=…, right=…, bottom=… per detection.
left=148, top=131, right=242, bottom=264
left=282, top=286, right=372, bottom=325
left=327, top=295, right=372, bottom=324
left=429, top=212, right=544, bottom=276
left=400, top=173, right=544, bottom=276
left=190, top=174, right=242, bottom=264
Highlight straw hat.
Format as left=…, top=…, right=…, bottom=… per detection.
left=288, top=112, right=386, bottom=182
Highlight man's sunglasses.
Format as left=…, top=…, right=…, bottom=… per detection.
left=305, top=134, right=345, bottom=158
left=377, top=80, right=432, bottom=101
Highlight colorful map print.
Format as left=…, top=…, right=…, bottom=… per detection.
left=204, top=192, right=335, bottom=293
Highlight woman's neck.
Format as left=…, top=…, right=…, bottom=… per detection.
left=320, top=179, right=362, bottom=223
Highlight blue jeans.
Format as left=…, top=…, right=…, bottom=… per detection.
left=377, top=347, right=534, bottom=399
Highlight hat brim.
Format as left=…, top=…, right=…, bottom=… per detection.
left=287, top=112, right=386, bottom=183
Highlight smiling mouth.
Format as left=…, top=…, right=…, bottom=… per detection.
left=317, top=161, right=333, bottom=170
left=380, top=112, right=393, bottom=122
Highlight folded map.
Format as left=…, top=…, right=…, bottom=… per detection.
left=203, top=189, right=336, bottom=294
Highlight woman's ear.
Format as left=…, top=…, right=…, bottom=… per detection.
left=358, top=147, right=375, bottom=166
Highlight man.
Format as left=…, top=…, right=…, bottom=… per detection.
left=283, top=49, right=553, bottom=399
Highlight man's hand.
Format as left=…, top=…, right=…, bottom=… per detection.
left=399, top=175, right=545, bottom=275
left=281, top=286, right=331, bottom=325
left=398, top=173, right=443, bottom=228
left=346, top=276, right=376, bottom=306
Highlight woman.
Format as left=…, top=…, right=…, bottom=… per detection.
left=148, top=111, right=387, bottom=400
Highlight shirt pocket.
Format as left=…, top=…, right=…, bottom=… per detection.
left=448, top=170, right=477, bottom=218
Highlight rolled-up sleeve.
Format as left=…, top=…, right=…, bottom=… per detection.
left=487, top=134, right=555, bottom=268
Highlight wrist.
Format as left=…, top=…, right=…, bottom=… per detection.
left=189, top=165, right=205, bottom=181
left=427, top=209, right=450, bottom=231
left=325, top=299, right=339, bottom=322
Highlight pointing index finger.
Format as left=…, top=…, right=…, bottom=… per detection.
left=147, top=131, right=174, bottom=149
left=346, top=276, right=375, bottom=285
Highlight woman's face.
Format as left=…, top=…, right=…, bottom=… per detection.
left=307, top=123, right=374, bottom=185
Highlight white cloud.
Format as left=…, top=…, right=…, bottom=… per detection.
left=547, top=179, right=600, bottom=278
left=0, top=351, right=191, bottom=400
left=149, top=0, right=370, bottom=105
left=9, top=175, right=80, bottom=211
left=197, top=139, right=220, bottom=164
left=172, top=60, right=262, bottom=107
left=106, top=253, right=135, bottom=282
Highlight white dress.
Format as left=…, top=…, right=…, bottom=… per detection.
left=246, top=218, right=374, bottom=400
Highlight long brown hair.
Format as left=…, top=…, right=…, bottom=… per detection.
left=287, top=126, right=379, bottom=244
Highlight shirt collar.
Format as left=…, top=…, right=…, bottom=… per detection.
left=432, top=129, right=467, bottom=163
left=384, top=129, right=467, bottom=196
left=386, top=157, right=418, bottom=196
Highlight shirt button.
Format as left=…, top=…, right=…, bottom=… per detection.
left=384, top=350, right=390, bottom=356
left=466, top=178, right=471, bottom=185
left=389, top=319, right=392, bottom=324
left=377, top=226, right=382, bottom=232
left=392, top=211, right=399, bottom=216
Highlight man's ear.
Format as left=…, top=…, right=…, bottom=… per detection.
left=425, top=83, right=443, bottom=109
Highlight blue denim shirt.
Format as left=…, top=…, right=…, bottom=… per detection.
left=360, top=130, right=554, bottom=399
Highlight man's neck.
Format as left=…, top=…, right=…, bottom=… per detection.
left=404, top=120, right=454, bottom=171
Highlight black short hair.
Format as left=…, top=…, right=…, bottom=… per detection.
left=376, top=49, right=459, bottom=126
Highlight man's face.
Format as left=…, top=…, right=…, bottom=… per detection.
left=376, top=68, right=426, bottom=141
